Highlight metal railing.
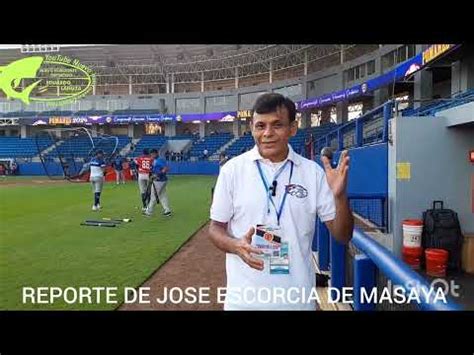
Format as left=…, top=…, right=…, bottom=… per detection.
left=315, top=220, right=462, bottom=311
left=315, top=101, right=393, bottom=153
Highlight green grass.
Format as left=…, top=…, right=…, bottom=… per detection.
left=0, top=175, right=216, bottom=310
left=0, top=175, right=53, bottom=182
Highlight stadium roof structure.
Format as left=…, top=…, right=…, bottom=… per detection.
left=0, top=44, right=380, bottom=86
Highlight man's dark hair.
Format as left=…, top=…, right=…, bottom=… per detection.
left=95, top=150, right=104, bottom=155
left=143, top=148, right=149, bottom=155
left=252, top=93, right=297, bottom=122
left=150, top=148, right=158, bottom=154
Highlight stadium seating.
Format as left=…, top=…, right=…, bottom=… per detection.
left=73, top=110, right=110, bottom=116
left=0, top=137, right=50, bottom=158
left=1, top=111, right=39, bottom=118
left=44, top=135, right=131, bottom=160
left=224, top=124, right=338, bottom=158
left=224, top=132, right=254, bottom=157
left=168, top=134, right=198, bottom=141
left=188, top=132, right=233, bottom=159
left=130, top=135, right=168, bottom=157
left=401, top=88, right=474, bottom=117
left=40, top=111, right=73, bottom=116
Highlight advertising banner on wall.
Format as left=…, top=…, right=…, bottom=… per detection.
left=297, top=44, right=460, bottom=111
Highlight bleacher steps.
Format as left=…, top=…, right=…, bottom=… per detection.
left=210, top=136, right=239, bottom=160
left=32, top=140, right=65, bottom=162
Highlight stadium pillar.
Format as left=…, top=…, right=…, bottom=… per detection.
left=91, top=124, right=98, bottom=137
left=413, top=69, right=433, bottom=109
left=232, top=118, right=241, bottom=138
left=373, top=86, right=389, bottom=107
left=235, top=67, right=239, bottom=89
left=103, top=125, right=111, bottom=135
left=452, top=49, right=474, bottom=94
left=304, top=50, right=308, bottom=76
left=269, top=61, right=273, bottom=84
left=128, top=76, right=132, bottom=95
left=165, top=121, right=176, bottom=137
left=20, top=125, right=27, bottom=138
left=199, top=122, right=207, bottom=138
left=362, top=97, right=374, bottom=114
left=452, top=61, right=462, bottom=95
left=320, top=107, right=331, bottom=124
left=461, top=51, right=474, bottom=91
left=299, top=111, right=311, bottom=129
left=414, top=45, right=433, bottom=109
left=127, top=123, right=134, bottom=138
left=336, top=101, right=348, bottom=124
left=372, top=51, right=388, bottom=107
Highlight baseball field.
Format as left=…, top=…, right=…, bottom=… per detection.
left=0, top=175, right=216, bottom=310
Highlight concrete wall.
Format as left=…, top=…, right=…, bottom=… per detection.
left=435, top=101, right=474, bottom=126
left=307, top=73, right=341, bottom=98
left=388, top=115, right=474, bottom=256
left=433, top=79, right=452, bottom=98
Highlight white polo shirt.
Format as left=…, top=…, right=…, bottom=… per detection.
left=210, top=144, right=336, bottom=310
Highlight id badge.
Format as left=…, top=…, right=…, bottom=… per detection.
left=252, top=225, right=290, bottom=275
left=270, top=241, right=290, bottom=275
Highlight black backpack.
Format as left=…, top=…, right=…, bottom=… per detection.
left=422, top=201, right=463, bottom=272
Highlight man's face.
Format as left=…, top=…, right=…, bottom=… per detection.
left=97, top=153, right=104, bottom=159
left=251, top=107, right=297, bottom=160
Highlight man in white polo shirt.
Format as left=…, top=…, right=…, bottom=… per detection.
left=209, top=93, right=353, bottom=310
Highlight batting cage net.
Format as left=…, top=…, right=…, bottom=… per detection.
left=35, top=127, right=119, bottom=181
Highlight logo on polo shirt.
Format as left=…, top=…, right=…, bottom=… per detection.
left=286, top=184, right=308, bottom=198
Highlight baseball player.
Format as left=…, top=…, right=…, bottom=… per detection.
left=112, top=154, right=125, bottom=185
left=128, top=158, right=138, bottom=181
left=135, top=148, right=154, bottom=212
left=143, top=149, right=171, bottom=217
left=89, top=150, right=106, bottom=211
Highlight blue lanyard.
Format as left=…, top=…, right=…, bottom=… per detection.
left=256, top=160, right=294, bottom=226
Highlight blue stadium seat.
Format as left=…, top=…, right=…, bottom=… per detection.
left=130, top=135, right=168, bottom=157
left=44, top=135, right=131, bottom=160
left=189, top=133, right=233, bottom=160
left=0, top=137, right=51, bottom=158
left=224, top=124, right=338, bottom=159
left=401, top=88, right=474, bottom=117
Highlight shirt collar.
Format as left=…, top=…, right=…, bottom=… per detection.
left=248, top=144, right=302, bottom=166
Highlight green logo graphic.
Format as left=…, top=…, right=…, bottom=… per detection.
left=0, top=55, right=96, bottom=107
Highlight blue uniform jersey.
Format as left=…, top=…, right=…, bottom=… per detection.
left=151, top=157, right=168, bottom=181
left=90, top=157, right=106, bottom=178
left=113, top=157, right=124, bottom=171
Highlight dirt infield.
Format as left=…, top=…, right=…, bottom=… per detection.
left=119, top=222, right=225, bottom=310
